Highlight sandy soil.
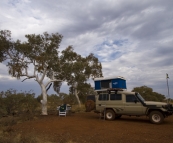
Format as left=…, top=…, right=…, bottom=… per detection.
left=12, top=112, right=173, bottom=143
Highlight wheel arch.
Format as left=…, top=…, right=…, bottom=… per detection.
left=106, top=108, right=116, bottom=113
left=147, top=109, right=165, bottom=117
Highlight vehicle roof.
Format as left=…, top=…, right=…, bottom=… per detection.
left=97, top=90, right=136, bottom=95
left=117, top=90, right=135, bottom=95
left=94, top=76, right=126, bottom=81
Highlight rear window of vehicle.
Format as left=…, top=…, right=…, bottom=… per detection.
left=98, top=94, right=109, bottom=101
left=110, top=94, right=122, bottom=100
left=86, top=95, right=96, bottom=102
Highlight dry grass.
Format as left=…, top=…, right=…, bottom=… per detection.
left=0, top=105, right=86, bottom=143
left=0, top=114, right=42, bottom=143
left=0, top=116, right=18, bottom=126
left=0, top=110, right=80, bottom=143
left=71, top=104, right=86, bottom=113
left=0, top=130, right=77, bottom=143
left=0, top=131, right=49, bottom=143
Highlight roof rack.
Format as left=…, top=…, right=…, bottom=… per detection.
left=94, top=76, right=126, bottom=81
left=107, top=88, right=124, bottom=94
left=96, top=88, right=124, bottom=94
left=107, top=88, right=124, bottom=91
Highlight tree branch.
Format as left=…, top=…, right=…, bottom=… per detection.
left=39, top=67, right=47, bottom=83
left=45, top=79, right=62, bottom=88
left=46, top=83, right=52, bottom=92
left=20, top=75, right=35, bottom=79
left=21, top=78, right=28, bottom=82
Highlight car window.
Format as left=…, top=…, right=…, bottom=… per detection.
left=98, top=94, right=109, bottom=101
left=126, top=94, right=138, bottom=102
left=110, top=94, right=122, bottom=100
left=86, top=95, right=96, bottom=102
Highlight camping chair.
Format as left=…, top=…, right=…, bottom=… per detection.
left=59, top=104, right=67, bottom=117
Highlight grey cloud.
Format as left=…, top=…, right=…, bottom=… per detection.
left=0, top=0, right=173, bottom=97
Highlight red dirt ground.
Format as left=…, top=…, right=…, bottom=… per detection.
left=12, top=112, right=173, bottom=143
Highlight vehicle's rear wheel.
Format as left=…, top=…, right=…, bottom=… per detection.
left=105, top=109, right=115, bottom=120
left=149, top=111, right=164, bottom=124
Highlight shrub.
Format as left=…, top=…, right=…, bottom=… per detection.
left=0, top=89, right=39, bottom=117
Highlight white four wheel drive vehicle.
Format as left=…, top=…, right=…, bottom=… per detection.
left=95, top=89, right=173, bottom=124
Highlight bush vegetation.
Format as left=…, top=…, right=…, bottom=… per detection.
left=132, top=86, right=166, bottom=102
left=0, top=89, right=88, bottom=118
left=0, top=89, right=82, bottom=143
left=0, top=89, right=39, bottom=117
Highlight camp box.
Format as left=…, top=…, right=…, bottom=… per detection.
left=94, top=76, right=127, bottom=91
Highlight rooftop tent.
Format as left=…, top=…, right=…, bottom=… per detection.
left=94, top=76, right=127, bottom=91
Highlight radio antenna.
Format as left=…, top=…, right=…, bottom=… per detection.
left=166, top=73, right=170, bottom=103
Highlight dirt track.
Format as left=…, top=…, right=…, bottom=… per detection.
left=12, top=112, right=173, bottom=143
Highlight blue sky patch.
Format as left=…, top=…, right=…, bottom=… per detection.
left=8, top=0, right=19, bottom=7
left=113, top=39, right=128, bottom=46
left=93, top=39, right=127, bottom=62
left=96, top=39, right=128, bottom=48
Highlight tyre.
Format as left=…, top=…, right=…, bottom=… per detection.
left=149, top=111, right=164, bottom=124
left=85, top=100, right=95, bottom=112
left=105, top=109, right=115, bottom=120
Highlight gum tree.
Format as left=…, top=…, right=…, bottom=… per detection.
left=0, top=30, right=103, bottom=111
left=0, top=30, right=63, bottom=115
left=59, top=47, right=102, bottom=107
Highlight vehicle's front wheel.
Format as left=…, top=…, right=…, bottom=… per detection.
left=105, top=109, right=115, bottom=120
left=149, top=111, right=164, bottom=124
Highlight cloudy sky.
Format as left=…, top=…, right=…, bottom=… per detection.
left=0, top=0, right=173, bottom=98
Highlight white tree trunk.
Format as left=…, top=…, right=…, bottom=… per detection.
left=74, top=88, right=81, bottom=107
left=40, top=84, right=48, bottom=115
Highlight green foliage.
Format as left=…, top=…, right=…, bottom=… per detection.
left=48, top=93, right=77, bottom=106
left=21, top=32, right=63, bottom=72
left=0, top=31, right=63, bottom=80
left=0, top=30, right=12, bottom=62
left=40, top=93, right=77, bottom=112
left=57, top=46, right=102, bottom=104
left=77, top=84, right=96, bottom=104
left=0, top=89, right=39, bottom=117
left=63, top=93, right=77, bottom=105
left=0, top=96, right=7, bottom=117
left=0, top=30, right=64, bottom=93
left=86, top=53, right=103, bottom=79
left=22, top=93, right=39, bottom=115
left=132, top=86, right=165, bottom=101
left=167, top=98, right=173, bottom=103
left=59, top=46, right=102, bottom=82
left=47, top=94, right=62, bottom=110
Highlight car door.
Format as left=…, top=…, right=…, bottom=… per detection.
left=96, top=93, right=109, bottom=111
left=123, top=94, right=145, bottom=115
left=107, top=93, right=124, bottom=114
